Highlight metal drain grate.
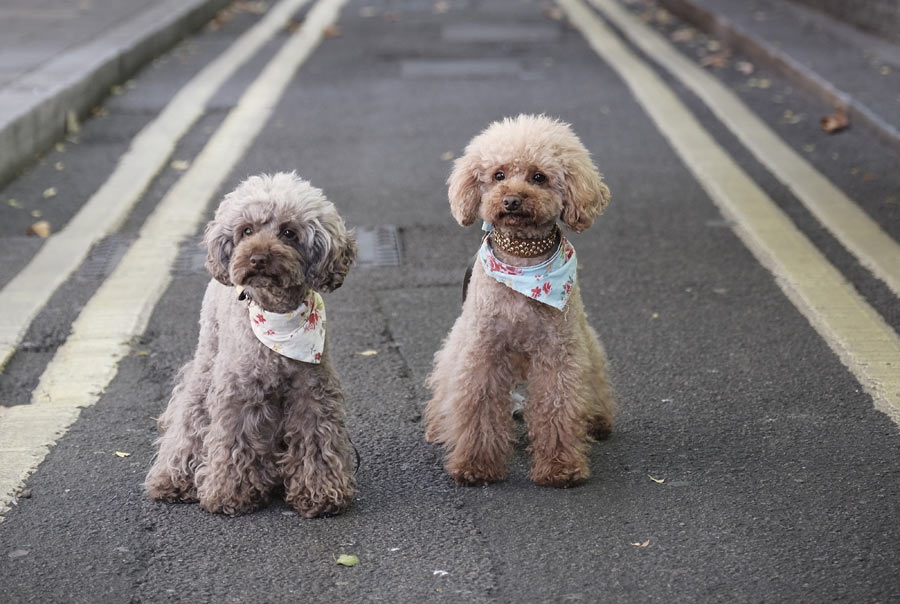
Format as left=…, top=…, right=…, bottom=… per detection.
left=355, top=225, right=403, bottom=267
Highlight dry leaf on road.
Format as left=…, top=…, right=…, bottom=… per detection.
left=322, top=24, right=341, bottom=37
left=700, top=51, right=729, bottom=68
left=42, top=187, right=57, bottom=199
left=670, top=27, right=695, bottom=42
left=735, top=60, right=754, bottom=75
left=820, top=108, right=849, bottom=134
left=27, top=221, right=51, bottom=238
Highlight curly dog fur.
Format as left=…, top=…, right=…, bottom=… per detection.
left=425, top=114, right=617, bottom=488
left=145, top=172, right=358, bottom=517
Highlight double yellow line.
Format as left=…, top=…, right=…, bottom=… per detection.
left=559, top=0, right=900, bottom=422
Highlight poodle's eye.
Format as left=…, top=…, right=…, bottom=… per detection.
left=493, top=170, right=505, bottom=181
left=531, top=172, right=547, bottom=184
left=242, top=226, right=253, bottom=237
left=280, top=228, right=297, bottom=240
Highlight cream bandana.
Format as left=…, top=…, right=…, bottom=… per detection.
left=243, top=289, right=326, bottom=363
left=479, top=222, right=577, bottom=311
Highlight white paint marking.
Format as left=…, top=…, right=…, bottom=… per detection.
left=560, top=0, right=900, bottom=424
left=0, top=0, right=348, bottom=520
left=587, top=0, right=900, bottom=299
left=0, top=0, right=313, bottom=371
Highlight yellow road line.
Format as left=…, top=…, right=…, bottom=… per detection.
left=586, top=0, right=900, bottom=299
left=559, top=0, right=900, bottom=423
left=0, top=0, right=348, bottom=520
left=0, top=0, right=313, bottom=371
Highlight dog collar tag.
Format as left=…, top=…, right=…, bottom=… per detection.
left=246, top=290, right=326, bottom=363
left=478, top=236, right=577, bottom=310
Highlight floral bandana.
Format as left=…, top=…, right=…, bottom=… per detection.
left=242, top=288, right=326, bottom=364
left=478, top=222, right=577, bottom=311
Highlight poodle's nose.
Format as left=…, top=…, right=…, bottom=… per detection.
left=503, top=195, right=522, bottom=212
left=249, top=254, right=268, bottom=270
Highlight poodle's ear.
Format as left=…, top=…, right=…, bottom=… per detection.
left=203, top=218, right=233, bottom=285
left=447, top=153, right=482, bottom=227
left=560, top=154, right=610, bottom=233
left=305, top=216, right=357, bottom=293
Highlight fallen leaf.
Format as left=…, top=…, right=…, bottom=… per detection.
left=335, top=554, right=359, bottom=567
left=706, top=39, right=721, bottom=52
left=135, top=350, right=150, bottom=356
left=654, top=8, right=673, bottom=25
left=171, top=159, right=190, bottom=171
left=7, top=198, right=21, bottom=208
left=111, top=85, right=124, bottom=95
left=285, top=18, right=301, bottom=33
left=433, top=1, right=449, bottom=14
left=650, top=312, right=659, bottom=319
left=648, top=474, right=665, bottom=483
left=735, top=60, right=754, bottom=75
left=700, top=51, right=729, bottom=68
left=359, top=349, right=378, bottom=356
left=440, top=151, right=454, bottom=161
left=670, top=27, right=695, bottom=42
left=54, top=161, right=65, bottom=171
left=55, top=143, right=66, bottom=153
left=781, top=109, right=804, bottom=124
left=7, top=549, right=28, bottom=559
left=66, top=110, right=80, bottom=134
left=630, top=540, right=650, bottom=548
left=30, top=210, right=43, bottom=218
left=322, top=24, right=341, bottom=37
left=433, top=570, right=450, bottom=576
left=18, top=488, right=32, bottom=499
left=543, top=5, right=564, bottom=20
left=880, top=66, right=891, bottom=76
left=802, top=144, right=815, bottom=153
left=863, top=172, right=878, bottom=182
left=115, top=451, right=131, bottom=458
left=27, top=221, right=51, bottom=238
left=820, top=108, right=849, bottom=134
left=42, top=187, right=57, bottom=199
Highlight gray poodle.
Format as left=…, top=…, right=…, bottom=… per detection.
left=145, top=172, right=357, bottom=518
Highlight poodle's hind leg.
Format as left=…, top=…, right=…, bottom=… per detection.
left=280, top=369, right=355, bottom=518
left=583, top=325, right=616, bottom=440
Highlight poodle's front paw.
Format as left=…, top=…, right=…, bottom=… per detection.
left=447, top=461, right=507, bottom=487
left=287, top=486, right=354, bottom=518
left=145, top=468, right=198, bottom=503
left=530, top=459, right=589, bottom=488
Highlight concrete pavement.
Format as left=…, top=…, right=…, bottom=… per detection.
left=656, top=0, right=900, bottom=153
left=0, top=0, right=230, bottom=186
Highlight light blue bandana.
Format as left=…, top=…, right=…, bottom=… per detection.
left=478, top=222, right=577, bottom=311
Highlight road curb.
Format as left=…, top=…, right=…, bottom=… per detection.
left=655, top=0, right=900, bottom=155
left=0, top=0, right=232, bottom=188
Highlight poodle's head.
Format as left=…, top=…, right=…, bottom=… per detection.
left=447, top=114, right=610, bottom=235
left=204, top=172, right=356, bottom=299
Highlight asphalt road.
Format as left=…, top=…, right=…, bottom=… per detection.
left=1, top=0, right=899, bottom=602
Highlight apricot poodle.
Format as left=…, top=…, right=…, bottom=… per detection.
left=145, top=172, right=357, bottom=517
left=425, top=114, right=617, bottom=487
